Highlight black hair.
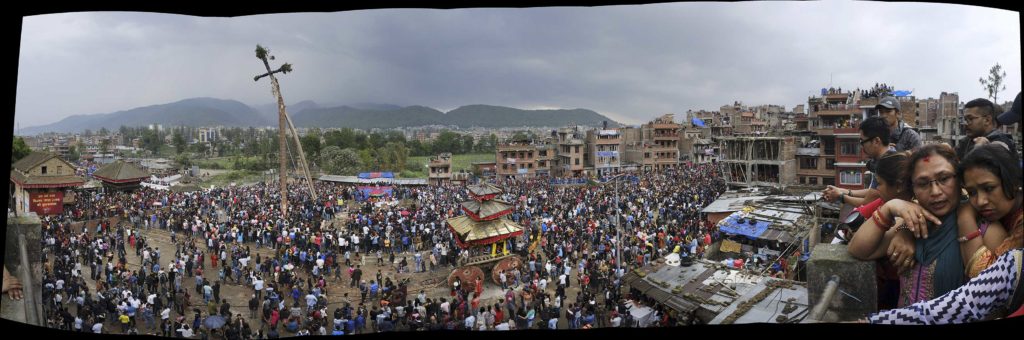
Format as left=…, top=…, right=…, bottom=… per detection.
left=875, top=151, right=910, bottom=188
left=964, top=98, right=999, bottom=123
left=859, top=116, right=890, bottom=145
left=958, top=144, right=1022, bottom=201
left=904, top=143, right=959, bottom=195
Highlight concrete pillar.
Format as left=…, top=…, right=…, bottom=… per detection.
left=806, top=243, right=876, bottom=322
left=3, top=213, right=44, bottom=326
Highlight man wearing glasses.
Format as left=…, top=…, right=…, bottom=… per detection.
left=875, top=96, right=922, bottom=152
left=822, top=116, right=893, bottom=207
left=955, top=98, right=1016, bottom=160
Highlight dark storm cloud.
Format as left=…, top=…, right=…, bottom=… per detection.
left=16, top=3, right=1020, bottom=128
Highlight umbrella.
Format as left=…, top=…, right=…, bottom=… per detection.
left=204, top=315, right=227, bottom=329
left=283, top=263, right=294, bottom=271
left=400, top=210, right=411, bottom=216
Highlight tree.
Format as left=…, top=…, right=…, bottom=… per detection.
left=99, top=127, right=109, bottom=136
left=99, top=138, right=111, bottom=156
left=141, top=128, right=161, bottom=155
left=67, top=145, right=80, bottom=162
left=461, top=135, right=475, bottom=154
left=12, top=136, right=31, bottom=165
left=979, top=63, right=1007, bottom=104
left=174, top=153, right=192, bottom=168
left=320, top=146, right=363, bottom=175
left=300, top=129, right=323, bottom=164
left=173, top=131, right=187, bottom=155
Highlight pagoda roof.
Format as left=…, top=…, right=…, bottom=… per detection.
left=446, top=215, right=523, bottom=248
left=467, top=183, right=503, bottom=197
left=460, top=199, right=513, bottom=221
left=92, top=161, right=149, bottom=183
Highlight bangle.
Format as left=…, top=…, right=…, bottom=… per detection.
left=847, top=189, right=853, bottom=196
left=873, top=210, right=892, bottom=231
left=958, top=229, right=982, bottom=243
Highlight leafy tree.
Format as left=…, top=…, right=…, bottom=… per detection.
left=98, top=127, right=109, bottom=136
left=433, top=131, right=461, bottom=154
left=174, top=153, right=192, bottom=168
left=461, top=135, right=475, bottom=154
left=979, top=63, right=1007, bottom=104
left=140, top=128, right=161, bottom=154
left=320, top=146, right=363, bottom=175
left=173, top=131, right=187, bottom=155
left=100, top=138, right=111, bottom=155
left=67, top=145, right=80, bottom=162
left=12, top=136, right=31, bottom=165
left=300, top=130, right=322, bottom=163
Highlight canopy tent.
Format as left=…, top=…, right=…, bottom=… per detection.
left=357, top=172, right=394, bottom=179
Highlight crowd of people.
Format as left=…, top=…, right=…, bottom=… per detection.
left=37, top=162, right=728, bottom=337
left=825, top=94, right=1023, bottom=324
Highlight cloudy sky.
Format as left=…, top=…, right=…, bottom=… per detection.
left=15, top=2, right=1020, bottom=128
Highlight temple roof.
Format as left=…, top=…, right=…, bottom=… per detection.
left=446, top=215, right=523, bottom=248
left=92, top=161, right=149, bottom=183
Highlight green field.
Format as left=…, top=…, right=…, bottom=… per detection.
left=406, top=153, right=494, bottom=178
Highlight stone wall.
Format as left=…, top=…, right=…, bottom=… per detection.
left=3, top=213, right=43, bottom=326
left=806, top=243, right=877, bottom=322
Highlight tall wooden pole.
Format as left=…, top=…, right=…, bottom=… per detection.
left=255, top=45, right=294, bottom=217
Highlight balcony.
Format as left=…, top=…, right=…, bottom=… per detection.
left=796, top=148, right=821, bottom=156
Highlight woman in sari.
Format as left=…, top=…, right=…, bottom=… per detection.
left=848, top=144, right=965, bottom=306
left=957, top=144, right=1022, bottom=278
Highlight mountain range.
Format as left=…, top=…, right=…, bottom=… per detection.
left=19, top=98, right=620, bottom=135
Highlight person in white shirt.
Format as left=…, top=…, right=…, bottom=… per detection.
left=178, top=324, right=194, bottom=337
left=610, top=315, right=622, bottom=327
left=464, top=314, right=476, bottom=330
left=92, top=322, right=103, bottom=333
left=495, top=322, right=510, bottom=330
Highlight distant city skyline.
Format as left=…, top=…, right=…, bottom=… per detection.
left=16, top=3, right=1020, bottom=129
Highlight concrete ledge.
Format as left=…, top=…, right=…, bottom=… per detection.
left=806, top=243, right=876, bottom=322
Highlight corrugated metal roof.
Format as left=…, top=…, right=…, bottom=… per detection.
left=702, top=196, right=769, bottom=213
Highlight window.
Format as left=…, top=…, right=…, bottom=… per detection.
left=800, top=158, right=818, bottom=169
left=840, top=171, right=863, bottom=185
left=826, top=159, right=836, bottom=170
left=502, top=164, right=508, bottom=170
left=840, top=142, right=859, bottom=155
left=528, top=163, right=533, bottom=169
left=575, top=158, right=580, bottom=165
left=41, top=166, right=47, bottom=175
left=823, top=177, right=836, bottom=186
left=57, top=166, right=63, bottom=174
left=809, top=177, right=818, bottom=185
left=575, top=146, right=580, bottom=153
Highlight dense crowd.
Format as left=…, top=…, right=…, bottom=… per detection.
left=38, top=163, right=728, bottom=337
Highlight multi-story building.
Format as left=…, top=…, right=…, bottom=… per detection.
left=645, top=114, right=680, bottom=171
left=427, top=153, right=452, bottom=185
left=795, top=88, right=867, bottom=189
left=534, top=143, right=556, bottom=177
left=719, top=136, right=797, bottom=187
left=554, top=126, right=586, bottom=177
left=496, top=140, right=537, bottom=178
left=915, top=98, right=941, bottom=141
left=586, top=128, right=622, bottom=177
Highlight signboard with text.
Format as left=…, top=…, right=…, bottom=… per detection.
left=29, top=191, right=64, bottom=215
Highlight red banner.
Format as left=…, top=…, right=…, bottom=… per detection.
left=30, top=191, right=64, bottom=215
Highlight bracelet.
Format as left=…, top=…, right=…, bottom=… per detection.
left=872, top=210, right=892, bottom=231
left=958, top=229, right=982, bottom=243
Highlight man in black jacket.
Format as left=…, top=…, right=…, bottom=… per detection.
left=957, top=98, right=1017, bottom=159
